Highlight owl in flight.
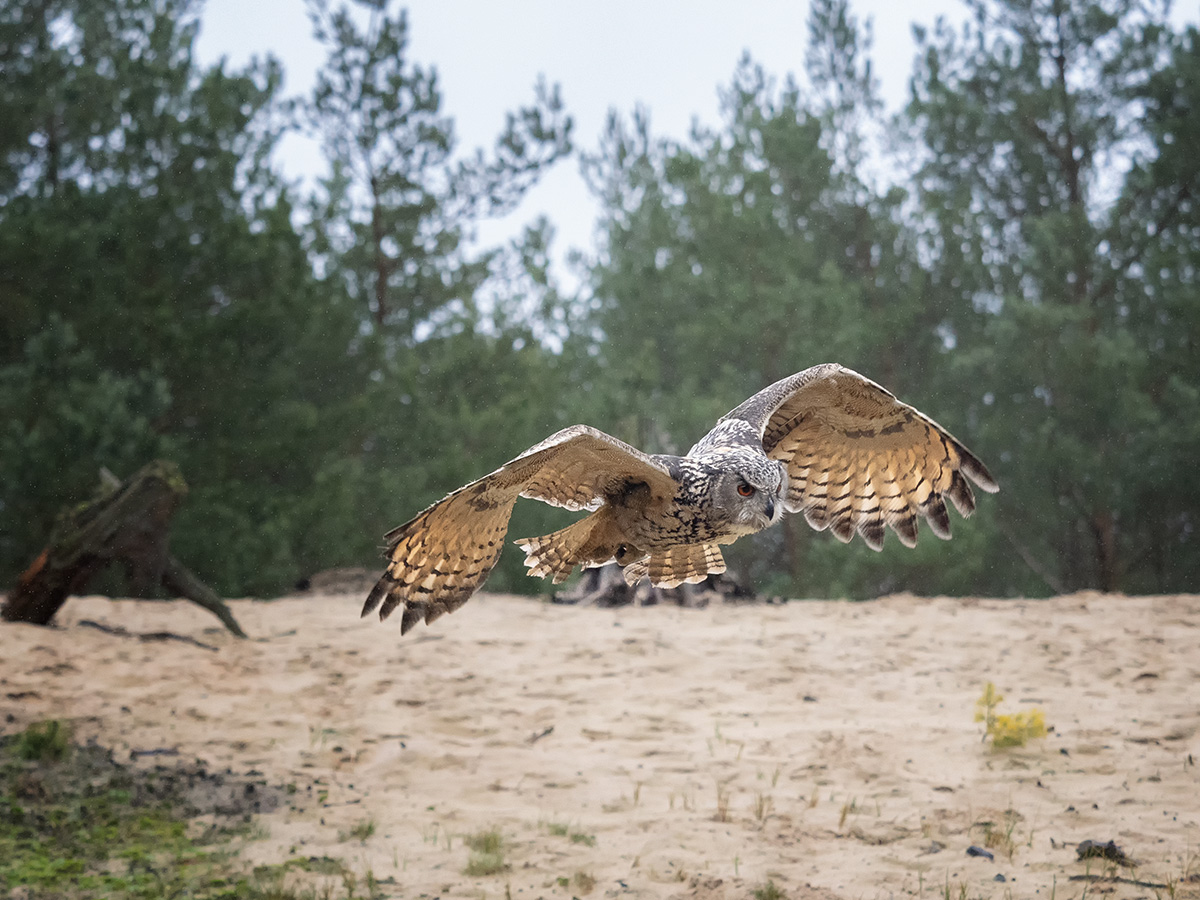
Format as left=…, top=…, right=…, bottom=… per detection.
left=363, top=364, right=998, bottom=634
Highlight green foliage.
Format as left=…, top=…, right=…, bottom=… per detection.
left=581, top=0, right=1198, bottom=598
left=974, top=682, right=1047, bottom=750
left=13, top=720, right=72, bottom=763
left=304, top=0, right=570, bottom=339
left=0, top=0, right=366, bottom=595
left=0, top=0, right=572, bottom=598
left=0, top=318, right=172, bottom=577
left=908, top=0, right=1199, bottom=594
left=0, top=0, right=1194, bottom=601
left=579, top=12, right=977, bottom=597
left=295, top=0, right=576, bottom=598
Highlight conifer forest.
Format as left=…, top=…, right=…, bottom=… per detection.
left=2, top=0, right=1197, bottom=600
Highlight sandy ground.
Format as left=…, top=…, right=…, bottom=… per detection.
left=2, top=589, right=1198, bottom=899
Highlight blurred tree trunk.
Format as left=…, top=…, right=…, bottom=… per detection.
left=1091, top=510, right=1118, bottom=593
left=1, top=461, right=246, bottom=637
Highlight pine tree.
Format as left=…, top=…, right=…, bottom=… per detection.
left=907, top=0, right=1198, bottom=592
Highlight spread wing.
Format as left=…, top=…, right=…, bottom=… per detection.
left=362, top=425, right=677, bottom=633
left=721, top=364, right=999, bottom=550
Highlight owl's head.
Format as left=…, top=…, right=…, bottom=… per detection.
left=713, top=457, right=788, bottom=535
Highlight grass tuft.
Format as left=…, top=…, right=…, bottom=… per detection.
left=572, top=870, right=597, bottom=894
left=754, top=880, right=786, bottom=900
left=544, top=820, right=596, bottom=846
left=463, top=827, right=508, bottom=876
left=713, top=781, right=731, bottom=822
left=338, top=818, right=376, bottom=842
left=838, top=797, right=858, bottom=829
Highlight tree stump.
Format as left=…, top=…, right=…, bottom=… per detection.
left=1, top=461, right=246, bottom=637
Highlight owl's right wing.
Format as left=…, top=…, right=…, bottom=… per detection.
left=721, top=364, right=998, bottom=550
left=362, top=425, right=678, bottom=634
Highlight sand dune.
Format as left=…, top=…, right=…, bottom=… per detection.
left=2, top=590, right=1198, bottom=898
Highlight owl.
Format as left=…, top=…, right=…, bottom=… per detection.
left=363, top=364, right=999, bottom=634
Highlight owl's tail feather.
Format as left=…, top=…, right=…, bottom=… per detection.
left=622, top=543, right=726, bottom=589
left=516, top=515, right=614, bottom=584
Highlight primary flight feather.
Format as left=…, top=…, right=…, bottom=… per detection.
left=363, top=364, right=999, bottom=634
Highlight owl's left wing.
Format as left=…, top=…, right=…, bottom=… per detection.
left=721, top=364, right=999, bottom=550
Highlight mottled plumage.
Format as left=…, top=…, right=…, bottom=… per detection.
left=363, top=363, right=999, bottom=633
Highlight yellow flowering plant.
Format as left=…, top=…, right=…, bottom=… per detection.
left=975, top=682, right=1047, bottom=749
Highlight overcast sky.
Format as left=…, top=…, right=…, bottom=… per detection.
left=194, top=1, right=1195, bottom=284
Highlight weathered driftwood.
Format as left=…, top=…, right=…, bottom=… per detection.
left=551, top=562, right=761, bottom=609
left=1, top=461, right=246, bottom=638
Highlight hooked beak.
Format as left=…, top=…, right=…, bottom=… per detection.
left=764, top=496, right=776, bottom=522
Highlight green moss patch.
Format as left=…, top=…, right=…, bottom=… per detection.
left=0, top=721, right=331, bottom=899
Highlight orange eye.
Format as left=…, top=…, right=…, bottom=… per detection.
left=737, top=482, right=755, bottom=497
